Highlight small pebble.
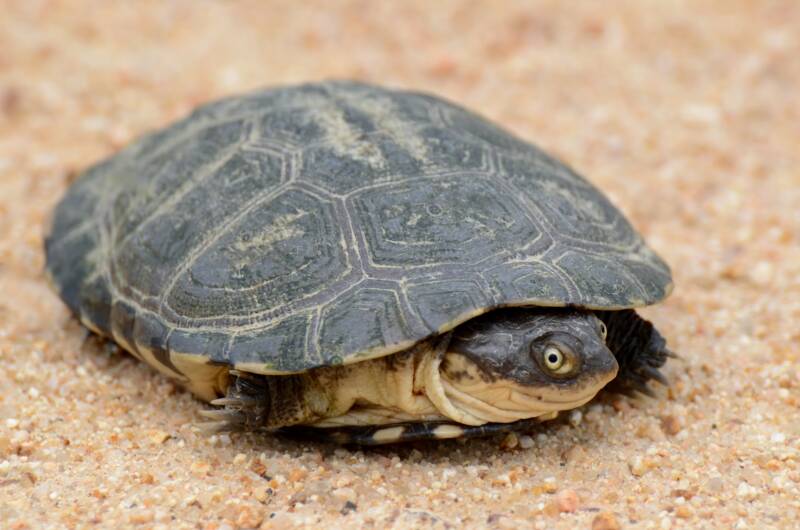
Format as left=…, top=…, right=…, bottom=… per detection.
left=235, top=506, right=262, bottom=528
left=750, top=261, right=773, bottom=285
left=736, top=482, right=758, bottom=500
left=611, top=399, right=630, bottom=412
left=705, top=476, right=725, bottom=492
left=332, top=487, right=357, bottom=503
left=494, top=515, right=517, bottom=529
left=637, top=422, right=666, bottom=442
left=540, top=476, right=558, bottom=494
left=518, top=435, right=534, bottom=449
left=562, top=444, right=587, bottom=465
left=190, top=461, right=211, bottom=476
left=629, top=455, right=648, bottom=477
left=555, top=489, right=579, bottom=512
left=128, top=510, right=154, bottom=524
left=500, top=432, right=519, bottom=450
left=770, top=432, right=786, bottom=444
left=147, top=430, right=170, bottom=445
left=671, top=488, right=694, bottom=500
left=568, top=410, right=583, bottom=427
left=661, top=415, right=682, bottom=435
left=592, top=512, right=621, bottom=530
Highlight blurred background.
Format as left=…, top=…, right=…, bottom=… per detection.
left=1, top=1, right=798, bottom=528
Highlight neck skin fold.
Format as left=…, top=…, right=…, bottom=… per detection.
left=309, top=335, right=590, bottom=428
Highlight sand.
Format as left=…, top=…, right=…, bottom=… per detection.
left=1, top=1, right=798, bottom=528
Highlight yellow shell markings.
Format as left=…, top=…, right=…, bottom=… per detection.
left=231, top=210, right=306, bottom=253
left=169, top=352, right=228, bottom=402
left=348, top=93, right=430, bottom=163
left=311, top=90, right=432, bottom=185
left=135, top=341, right=185, bottom=380
left=315, top=104, right=386, bottom=170
left=78, top=314, right=104, bottom=337
left=110, top=133, right=249, bottom=259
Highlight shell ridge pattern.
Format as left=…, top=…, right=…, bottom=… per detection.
left=150, top=134, right=301, bottom=318
left=304, top=308, right=323, bottom=363
left=550, top=248, right=648, bottom=306
left=245, top=102, right=341, bottom=153
left=110, top=123, right=251, bottom=257
left=48, top=218, right=97, bottom=255
left=157, top=179, right=296, bottom=318
left=104, top=125, right=253, bottom=310
left=479, top=172, right=549, bottom=250
left=498, top=166, right=644, bottom=256
left=338, top=169, right=478, bottom=201
left=394, top=278, right=430, bottom=336
left=46, top=153, right=135, bottom=257
left=347, top=171, right=537, bottom=273
left=159, top=192, right=362, bottom=329
left=107, top=141, right=247, bottom=308
left=511, top=256, right=581, bottom=301
left=106, top=119, right=251, bottom=248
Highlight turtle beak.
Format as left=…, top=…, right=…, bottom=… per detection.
left=587, top=344, right=619, bottom=387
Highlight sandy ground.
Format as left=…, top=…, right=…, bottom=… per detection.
left=1, top=1, right=799, bottom=528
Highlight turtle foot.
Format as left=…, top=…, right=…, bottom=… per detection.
left=198, top=371, right=271, bottom=431
left=596, top=310, right=673, bottom=397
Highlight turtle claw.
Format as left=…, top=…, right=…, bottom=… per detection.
left=198, top=371, right=270, bottom=431
left=197, top=420, right=230, bottom=433
left=641, top=365, right=669, bottom=387
left=596, top=309, right=674, bottom=398
left=210, top=397, right=256, bottom=407
left=631, top=380, right=657, bottom=398
left=199, top=408, right=247, bottom=425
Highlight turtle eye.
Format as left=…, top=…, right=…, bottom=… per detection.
left=598, top=321, right=607, bottom=341
left=543, top=345, right=574, bottom=375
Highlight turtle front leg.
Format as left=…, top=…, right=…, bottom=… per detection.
left=596, top=310, right=675, bottom=397
left=200, top=370, right=334, bottom=431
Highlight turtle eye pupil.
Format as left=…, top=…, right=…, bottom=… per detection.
left=599, top=321, right=607, bottom=340
left=543, top=346, right=565, bottom=371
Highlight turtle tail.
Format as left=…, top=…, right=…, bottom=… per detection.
left=596, top=310, right=674, bottom=397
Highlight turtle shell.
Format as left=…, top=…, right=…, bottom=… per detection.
left=45, top=81, right=672, bottom=376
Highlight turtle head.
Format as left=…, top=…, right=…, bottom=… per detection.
left=433, top=308, right=618, bottom=424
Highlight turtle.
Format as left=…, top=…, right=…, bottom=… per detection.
left=44, top=80, right=673, bottom=445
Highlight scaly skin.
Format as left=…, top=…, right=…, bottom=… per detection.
left=201, top=308, right=670, bottom=444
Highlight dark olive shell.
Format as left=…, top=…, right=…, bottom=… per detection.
left=45, top=81, right=671, bottom=374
